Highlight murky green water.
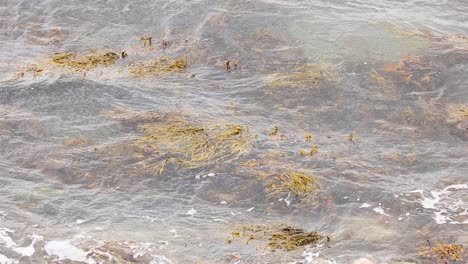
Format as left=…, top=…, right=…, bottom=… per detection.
left=0, top=0, right=467, bottom=263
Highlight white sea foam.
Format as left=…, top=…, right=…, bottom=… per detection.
left=0, top=226, right=43, bottom=257
left=413, top=183, right=468, bottom=224
left=372, top=207, right=389, bottom=216
left=186, top=208, right=197, bottom=216
left=150, top=254, right=173, bottom=264
left=0, top=226, right=16, bottom=248
left=301, top=244, right=336, bottom=263
left=0, top=254, right=17, bottom=264
left=44, top=240, right=96, bottom=264
left=12, top=235, right=43, bottom=257
left=359, top=203, right=371, bottom=208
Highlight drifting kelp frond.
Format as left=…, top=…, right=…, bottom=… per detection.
left=266, top=64, right=340, bottom=89
left=229, top=224, right=326, bottom=251
left=420, top=242, right=465, bottom=263
left=130, top=57, right=187, bottom=77
left=133, top=117, right=254, bottom=174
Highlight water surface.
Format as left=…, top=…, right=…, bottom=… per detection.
left=0, top=0, right=467, bottom=263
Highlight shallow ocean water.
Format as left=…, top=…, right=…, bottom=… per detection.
left=0, top=0, right=467, bottom=263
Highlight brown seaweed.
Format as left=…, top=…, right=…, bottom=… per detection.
left=130, top=57, right=187, bottom=77
left=228, top=223, right=326, bottom=251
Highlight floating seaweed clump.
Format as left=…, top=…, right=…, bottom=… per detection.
left=299, top=145, right=319, bottom=157
left=130, top=57, right=187, bottom=77
left=63, top=136, right=94, bottom=148
left=51, top=50, right=119, bottom=71
left=265, top=169, right=322, bottom=206
left=266, top=64, right=339, bottom=90
left=270, top=170, right=320, bottom=196
left=368, top=54, right=444, bottom=94
left=382, top=54, right=439, bottom=86
left=263, top=64, right=342, bottom=104
left=237, top=151, right=324, bottom=207
left=229, top=224, right=326, bottom=251
left=420, top=242, right=465, bottom=263
left=383, top=100, right=468, bottom=138
left=268, top=64, right=340, bottom=89
left=14, top=49, right=119, bottom=78
left=446, top=105, right=468, bottom=132
left=133, top=115, right=254, bottom=174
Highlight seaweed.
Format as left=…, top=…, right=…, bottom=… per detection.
left=101, top=107, right=163, bottom=125
left=237, top=150, right=290, bottom=172
left=13, top=49, right=119, bottom=78
left=268, top=169, right=321, bottom=198
left=64, top=136, right=94, bottom=148
left=383, top=54, right=438, bottom=87
left=225, top=60, right=238, bottom=71
left=368, top=54, right=444, bottom=94
left=299, top=145, right=319, bottom=157
left=51, top=50, right=119, bottom=71
left=132, top=115, right=254, bottom=174
left=130, top=57, right=188, bottom=77
left=267, top=125, right=286, bottom=140
left=383, top=151, right=417, bottom=166
left=236, top=150, right=325, bottom=207
left=14, top=64, right=44, bottom=79
left=140, top=36, right=153, bottom=47
left=420, top=241, right=465, bottom=263
left=269, top=125, right=279, bottom=136
left=161, top=40, right=170, bottom=47
left=379, top=22, right=468, bottom=51
left=445, top=105, right=468, bottom=131
left=369, top=69, right=393, bottom=87
left=266, top=64, right=339, bottom=90
left=228, top=224, right=326, bottom=251
left=382, top=100, right=468, bottom=138
left=256, top=167, right=322, bottom=207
